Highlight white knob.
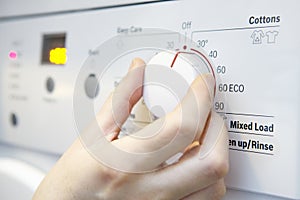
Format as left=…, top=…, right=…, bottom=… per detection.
left=143, top=51, right=200, bottom=118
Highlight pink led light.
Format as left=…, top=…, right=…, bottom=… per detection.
left=9, top=51, right=17, bottom=60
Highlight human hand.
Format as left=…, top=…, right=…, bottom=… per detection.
left=33, top=58, right=229, bottom=200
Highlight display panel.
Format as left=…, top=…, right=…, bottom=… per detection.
left=41, top=33, right=66, bottom=65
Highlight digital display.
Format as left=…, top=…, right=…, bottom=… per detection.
left=41, top=33, right=67, bottom=65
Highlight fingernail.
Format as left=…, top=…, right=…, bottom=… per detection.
left=105, top=131, right=118, bottom=142
left=129, top=58, right=146, bottom=71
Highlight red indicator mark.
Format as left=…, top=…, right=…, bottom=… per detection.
left=169, top=49, right=216, bottom=97
left=170, top=52, right=180, bottom=68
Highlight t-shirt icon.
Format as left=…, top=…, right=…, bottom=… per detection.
left=266, top=31, right=279, bottom=43
left=251, top=30, right=264, bottom=44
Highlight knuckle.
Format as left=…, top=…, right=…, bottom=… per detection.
left=206, top=155, right=229, bottom=179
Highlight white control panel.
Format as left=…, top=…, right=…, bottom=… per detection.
left=0, top=0, right=299, bottom=199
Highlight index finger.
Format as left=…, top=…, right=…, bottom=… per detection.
left=96, top=58, right=146, bottom=139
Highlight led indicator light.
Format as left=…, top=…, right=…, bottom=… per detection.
left=49, top=47, right=67, bottom=65
left=9, top=51, right=17, bottom=60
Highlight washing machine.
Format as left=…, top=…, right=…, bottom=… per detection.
left=0, top=0, right=299, bottom=199
left=0, top=144, right=58, bottom=199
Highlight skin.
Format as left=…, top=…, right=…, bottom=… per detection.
left=33, top=58, right=229, bottom=200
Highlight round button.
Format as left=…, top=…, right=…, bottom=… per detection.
left=84, top=74, right=99, bottom=99
left=143, top=51, right=199, bottom=118
left=46, top=77, right=55, bottom=93
left=10, top=113, right=18, bottom=127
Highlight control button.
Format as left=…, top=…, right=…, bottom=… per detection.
left=10, top=113, right=18, bottom=127
left=84, top=74, right=99, bottom=99
left=46, top=77, right=55, bottom=93
left=143, top=51, right=199, bottom=118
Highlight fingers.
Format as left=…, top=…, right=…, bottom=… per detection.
left=181, top=179, right=226, bottom=200
left=111, top=74, right=215, bottom=171
left=82, top=57, right=216, bottom=172
left=96, top=58, right=146, bottom=139
left=172, top=73, right=215, bottom=142
left=152, top=112, right=229, bottom=199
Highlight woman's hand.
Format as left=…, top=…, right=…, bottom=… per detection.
left=33, top=58, right=229, bottom=200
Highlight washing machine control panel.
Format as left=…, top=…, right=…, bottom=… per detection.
left=0, top=1, right=299, bottom=199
